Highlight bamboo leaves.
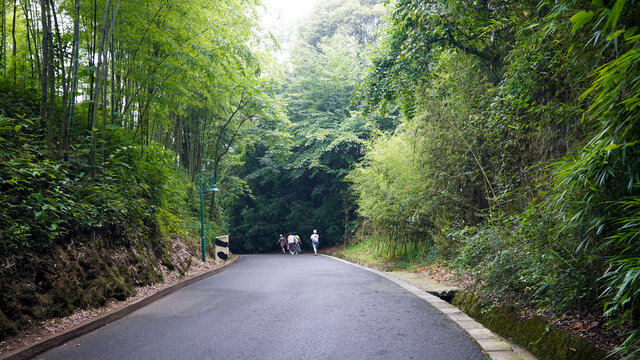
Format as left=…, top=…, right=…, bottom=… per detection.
left=570, top=11, right=594, bottom=33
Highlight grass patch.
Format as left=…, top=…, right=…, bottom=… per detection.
left=333, top=235, right=439, bottom=271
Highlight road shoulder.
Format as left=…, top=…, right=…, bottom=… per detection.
left=326, top=255, right=536, bottom=360
left=0, top=257, right=238, bottom=360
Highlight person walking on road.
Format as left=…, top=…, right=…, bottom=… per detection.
left=287, top=233, right=297, bottom=255
left=277, top=234, right=287, bottom=254
left=310, top=229, right=319, bottom=256
left=294, top=232, right=302, bottom=254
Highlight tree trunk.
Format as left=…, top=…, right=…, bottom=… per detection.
left=183, top=122, right=191, bottom=175
left=1, top=0, right=5, bottom=77
left=207, top=109, right=251, bottom=220
left=207, top=157, right=218, bottom=221
left=110, top=38, right=116, bottom=125
left=44, top=0, right=55, bottom=155
left=175, top=114, right=183, bottom=165
left=100, top=0, right=120, bottom=160
left=193, top=113, right=200, bottom=174
left=66, top=0, right=80, bottom=152
left=86, top=0, right=97, bottom=131
left=39, top=0, right=49, bottom=135
left=11, top=0, right=16, bottom=84
left=23, top=0, right=40, bottom=82
left=50, top=0, right=69, bottom=152
left=46, top=5, right=54, bottom=156
left=19, top=0, right=33, bottom=78
left=343, top=194, right=350, bottom=249
left=101, top=59, right=107, bottom=159
left=90, top=0, right=112, bottom=172
left=110, top=0, right=167, bottom=119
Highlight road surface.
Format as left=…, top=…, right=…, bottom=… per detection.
left=38, top=254, right=485, bottom=360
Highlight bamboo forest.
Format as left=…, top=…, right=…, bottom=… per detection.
left=1, top=0, right=639, bottom=358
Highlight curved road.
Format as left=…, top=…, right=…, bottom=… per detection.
left=38, top=254, right=485, bottom=360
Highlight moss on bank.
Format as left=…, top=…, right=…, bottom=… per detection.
left=0, top=228, right=199, bottom=342
left=327, top=242, right=610, bottom=360
left=453, top=292, right=608, bottom=360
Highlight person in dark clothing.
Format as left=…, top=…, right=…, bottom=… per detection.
left=277, top=234, right=287, bottom=254
left=294, top=232, right=301, bottom=254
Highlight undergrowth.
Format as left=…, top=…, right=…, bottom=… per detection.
left=0, top=104, right=221, bottom=341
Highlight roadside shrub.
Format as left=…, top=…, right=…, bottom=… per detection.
left=455, top=205, right=599, bottom=311
left=0, top=115, right=75, bottom=252
left=0, top=114, right=199, bottom=256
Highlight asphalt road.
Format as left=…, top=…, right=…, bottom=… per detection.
left=37, top=254, right=486, bottom=360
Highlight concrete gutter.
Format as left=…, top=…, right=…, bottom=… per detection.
left=1, top=257, right=239, bottom=360
left=328, top=256, right=536, bottom=360
left=385, top=271, right=459, bottom=300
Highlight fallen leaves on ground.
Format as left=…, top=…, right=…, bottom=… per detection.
left=418, top=264, right=476, bottom=289
left=520, top=308, right=625, bottom=355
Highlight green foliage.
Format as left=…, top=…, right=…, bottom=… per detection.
left=0, top=0, right=281, bottom=253
left=351, top=0, right=640, bottom=356
left=349, top=131, right=432, bottom=231
left=356, top=0, right=524, bottom=116
left=0, top=83, right=40, bottom=119
left=350, top=51, right=496, bottom=254
left=0, top=115, right=71, bottom=250
left=230, top=160, right=347, bottom=252
left=297, top=0, right=387, bottom=47
left=343, top=231, right=438, bottom=269
left=0, top=0, right=284, bottom=343
left=455, top=206, right=598, bottom=311
left=229, top=1, right=396, bottom=253
left=550, top=3, right=640, bottom=356
left=285, top=32, right=373, bottom=174
left=0, top=111, right=197, bottom=254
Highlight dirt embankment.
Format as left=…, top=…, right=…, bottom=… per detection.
left=0, top=228, right=203, bottom=345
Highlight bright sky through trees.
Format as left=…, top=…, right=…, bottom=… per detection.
left=259, top=0, right=319, bottom=62
left=260, top=0, right=318, bottom=27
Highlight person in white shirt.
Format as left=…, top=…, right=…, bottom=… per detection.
left=310, top=229, right=319, bottom=256
left=287, top=233, right=296, bottom=255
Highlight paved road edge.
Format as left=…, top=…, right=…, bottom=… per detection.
left=325, top=255, right=534, bottom=360
left=1, top=257, right=239, bottom=360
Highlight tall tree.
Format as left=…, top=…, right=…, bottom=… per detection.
left=229, top=0, right=395, bottom=252
left=65, top=0, right=80, bottom=152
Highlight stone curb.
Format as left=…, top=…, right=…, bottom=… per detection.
left=1, top=257, right=239, bottom=360
left=326, top=255, right=534, bottom=360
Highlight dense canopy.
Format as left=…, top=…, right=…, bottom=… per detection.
left=1, top=0, right=640, bottom=357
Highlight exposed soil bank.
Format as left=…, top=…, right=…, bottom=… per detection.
left=0, top=227, right=202, bottom=343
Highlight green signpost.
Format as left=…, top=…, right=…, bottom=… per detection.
left=199, top=176, right=219, bottom=262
